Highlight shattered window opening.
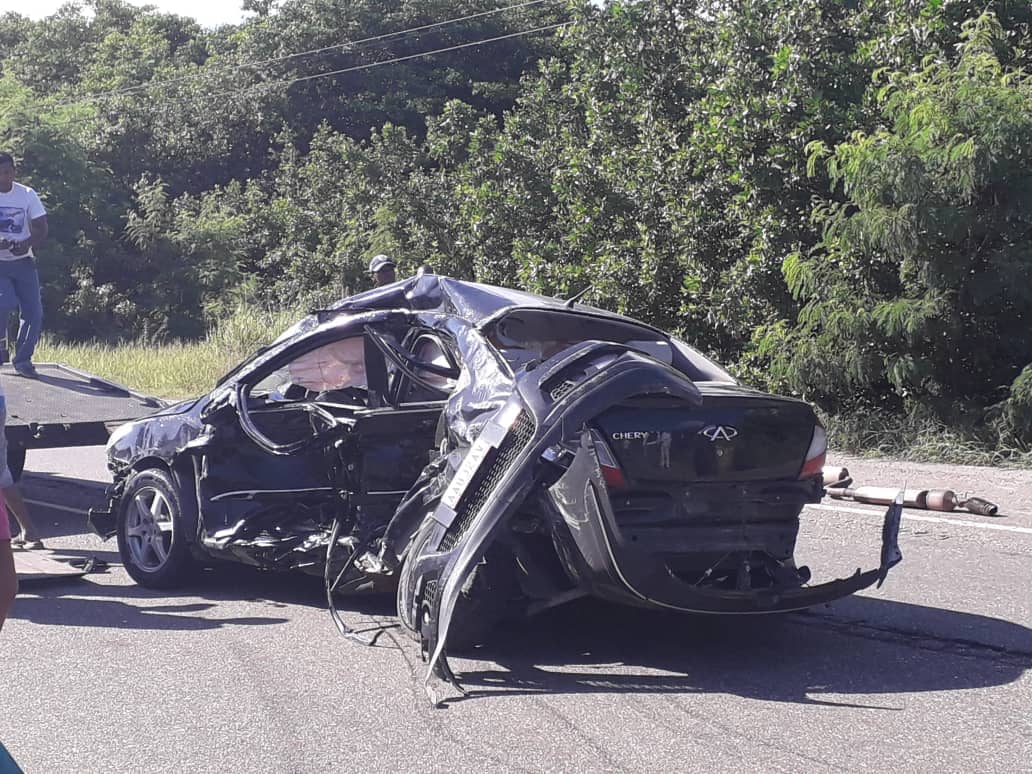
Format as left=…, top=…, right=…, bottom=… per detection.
left=399, top=334, right=459, bottom=401
left=251, top=336, right=369, bottom=398
left=486, top=309, right=674, bottom=371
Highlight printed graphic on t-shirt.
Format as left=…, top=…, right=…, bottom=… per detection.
left=0, top=206, right=26, bottom=235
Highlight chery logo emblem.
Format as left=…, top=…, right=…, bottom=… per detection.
left=699, top=425, right=739, bottom=442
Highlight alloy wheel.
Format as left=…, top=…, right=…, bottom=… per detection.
left=124, top=486, right=175, bottom=572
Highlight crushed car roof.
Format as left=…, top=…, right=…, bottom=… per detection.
left=330, top=273, right=661, bottom=331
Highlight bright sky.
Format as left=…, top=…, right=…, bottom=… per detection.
left=0, top=0, right=251, bottom=28
left=2, top=1, right=608, bottom=28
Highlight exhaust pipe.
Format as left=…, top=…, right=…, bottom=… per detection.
left=826, top=486, right=1000, bottom=516
left=959, top=496, right=999, bottom=517
left=826, top=486, right=955, bottom=511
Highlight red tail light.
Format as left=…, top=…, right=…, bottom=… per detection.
left=798, top=423, right=827, bottom=480
left=590, top=429, right=627, bottom=489
left=601, top=465, right=628, bottom=489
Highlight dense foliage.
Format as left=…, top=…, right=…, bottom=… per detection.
left=1, top=0, right=1031, bottom=448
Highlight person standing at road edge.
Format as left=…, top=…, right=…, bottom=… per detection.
left=0, top=153, right=47, bottom=378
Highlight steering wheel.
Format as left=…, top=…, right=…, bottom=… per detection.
left=236, top=384, right=350, bottom=456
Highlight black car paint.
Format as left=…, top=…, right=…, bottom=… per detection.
left=91, top=274, right=903, bottom=701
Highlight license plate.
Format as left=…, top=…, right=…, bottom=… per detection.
left=441, top=434, right=495, bottom=510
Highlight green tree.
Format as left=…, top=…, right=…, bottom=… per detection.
left=0, top=74, right=128, bottom=340
left=766, top=14, right=1032, bottom=440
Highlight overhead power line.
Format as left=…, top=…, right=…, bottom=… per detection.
left=231, top=21, right=570, bottom=94
left=55, top=0, right=559, bottom=109
left=48, top=20, right=570, bottom=127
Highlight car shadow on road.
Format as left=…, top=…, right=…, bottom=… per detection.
left=444, top=596, right=1032, bottom=708
left=10, top=561, right=300, bottom=631
left=8, top=551, right=403, bottom=631
left=11, top=551, right=1030, bottom=709
left=10, top=590, right=292, bottom=631
left=20, top=468, right=109, bottom=493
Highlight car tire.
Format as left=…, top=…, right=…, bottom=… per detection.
left=116, top=467, right=195, bottom=589
left=398, top=516, right=518, bottom=651
left=446, top=546, right=521, bottom=651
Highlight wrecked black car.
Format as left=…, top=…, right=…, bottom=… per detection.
left=91, top=273, right=901, bottom=692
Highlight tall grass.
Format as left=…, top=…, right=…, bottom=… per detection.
left=821, top=409, right=1032, bottom=468
left=35, top=302, right=304, bottom=400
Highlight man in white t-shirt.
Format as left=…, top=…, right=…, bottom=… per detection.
left=0, top=152, right=48, bottom=378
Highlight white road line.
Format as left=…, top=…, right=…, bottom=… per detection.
left=805, top=502, right=1032, bottom=536
left=24, top=498, right=90, bottom=516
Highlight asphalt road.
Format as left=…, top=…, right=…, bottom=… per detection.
left=2, top=448, right=1030, bottom=773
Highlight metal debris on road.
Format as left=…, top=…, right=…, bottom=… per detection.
left=822, top=467, right=1001, bottom=516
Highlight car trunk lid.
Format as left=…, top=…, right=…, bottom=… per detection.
left=592, top=387, right=816, bottom=483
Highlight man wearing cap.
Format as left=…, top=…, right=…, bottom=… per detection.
left=368, top=254, right=397, bottom=287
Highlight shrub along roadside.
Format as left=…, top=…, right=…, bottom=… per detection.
left=760, top=13, right=1032, bottom=448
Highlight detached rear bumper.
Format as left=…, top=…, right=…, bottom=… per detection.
left=597, top=563, right=897, bottom=615
left=548, top=434, right=904, bottom=614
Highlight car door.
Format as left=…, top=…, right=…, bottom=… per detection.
left=343, top=330, right=461, bottom=523
left=195, top=330, right=383, bottom=540
left=195, top=323, right=461, bottom=545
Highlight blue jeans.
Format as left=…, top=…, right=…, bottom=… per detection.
left=0, top=257, right=42, bottom=367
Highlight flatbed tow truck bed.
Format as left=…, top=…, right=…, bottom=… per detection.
left=2, top=362, right=165, bottom=479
